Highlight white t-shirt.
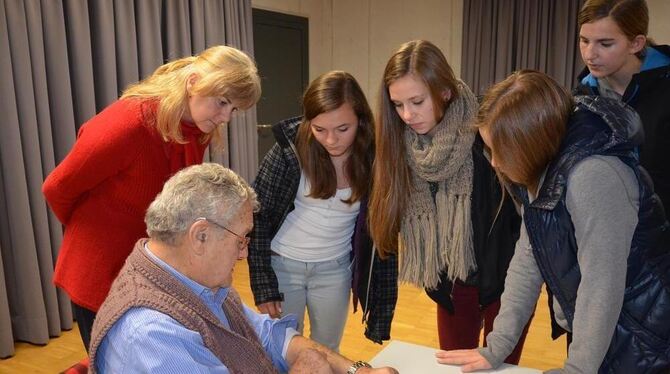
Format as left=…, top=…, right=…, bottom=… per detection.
left=271, top=172, right=360, bottom=262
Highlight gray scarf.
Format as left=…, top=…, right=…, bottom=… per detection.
left=399, top=81, right=478, bottom=289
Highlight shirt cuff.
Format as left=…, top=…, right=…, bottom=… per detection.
left=267, top=314, right=299, bottom=372
left=478, top=346, right=503, bottom=369
left=282, top=327, right=300, bottom=359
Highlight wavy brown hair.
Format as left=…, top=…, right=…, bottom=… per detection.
left=296, top=71, right=374, bottom=204
left=368, top=40, right=460, bottom=257
left=121, top=45, right=261, bottom=147
left=579, top=0, right=651, bottom=58
left=476, top=70, right=573, bottom=195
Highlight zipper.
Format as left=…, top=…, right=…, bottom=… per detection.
left=623, top=84, right=639, bottom=106
left=362, top=244, right=376, bottom=320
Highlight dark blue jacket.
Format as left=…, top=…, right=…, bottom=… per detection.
left=513, top=96, right=670, bottom=373
left=575, top=45, right=670, bottom=216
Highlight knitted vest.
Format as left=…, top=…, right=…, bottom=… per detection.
left=88, top=240, right=278, bottom=373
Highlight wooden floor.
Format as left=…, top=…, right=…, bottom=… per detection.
left=0, top=259, right=566, bottom=373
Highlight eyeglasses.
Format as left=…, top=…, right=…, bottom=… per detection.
left=195, top=217, right=250, bottom=249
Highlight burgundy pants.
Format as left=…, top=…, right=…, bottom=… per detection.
left=437, top=283, right=531, bottom=364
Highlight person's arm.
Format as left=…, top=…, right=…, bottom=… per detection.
left=560, top=156, right=638, bottom=373
left=435, top=218, right=544, bottom=371
left=285, top=335, right=397, bottom=374
left=95, top=308, right=228, bottom=374
left=242, top=303, right=299, bottom=371
left=42, top=100, right=144, bottom=224
left=242, top=304, right=396, bottom=374
left=364, top=251, right=398, bottom=343
left=249, top=142, right=291, bottom=317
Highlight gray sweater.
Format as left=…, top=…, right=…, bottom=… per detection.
left=479, top=155, right=639, bottom=373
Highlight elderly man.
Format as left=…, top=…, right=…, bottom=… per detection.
left=88, top=163, right=396, bottom=374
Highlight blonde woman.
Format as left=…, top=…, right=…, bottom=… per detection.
left=42, top=45, right=260, bottom=351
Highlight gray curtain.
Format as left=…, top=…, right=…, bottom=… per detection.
left=0, top=0, right=256, bottom=358
left=462, top=0, right=585, bottom=95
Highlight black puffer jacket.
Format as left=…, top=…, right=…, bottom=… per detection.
left=574, top=44, right=670, bottom=216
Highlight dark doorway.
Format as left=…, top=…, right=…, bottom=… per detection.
left=252, top=8, right=309, bottom=161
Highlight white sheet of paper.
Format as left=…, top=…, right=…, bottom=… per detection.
left=369, top=340, right=542, bottom=374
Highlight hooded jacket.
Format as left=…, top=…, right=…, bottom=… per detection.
left=575, top=45, right=670, bottom=216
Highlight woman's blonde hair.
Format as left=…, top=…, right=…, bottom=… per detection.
left=368, top=40, right=459, bottom=257
left=121, top=45, right=261, bottom=145
left=296, top=71, right=374, bottom=204
left=476, top=70, right=573, bottom=194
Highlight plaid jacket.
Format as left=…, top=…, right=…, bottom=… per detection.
left=248, top=116, right=398, bottom=343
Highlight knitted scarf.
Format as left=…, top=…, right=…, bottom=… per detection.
left=399, top=81, right=478, bottom=289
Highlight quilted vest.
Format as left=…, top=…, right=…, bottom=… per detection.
left=512, top=96, right=670, bottom=373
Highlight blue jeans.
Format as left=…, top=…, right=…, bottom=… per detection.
left=271, top=253, right=352, bottom=351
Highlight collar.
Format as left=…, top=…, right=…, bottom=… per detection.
left=143, top=242, right=230, bottom=302
left=640, top=46, right=670, bottom=71
left=581, top=46, right=670, bottom=87
left=180, top=122, right=205, bottom=137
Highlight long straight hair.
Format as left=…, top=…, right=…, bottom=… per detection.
left=476, top=70, right=573, bottom=194
left=368, top=40, right=460, bottom=257
left=295, top=71, right=374, bottom=204
left=121, top=45, right=261, bottom=146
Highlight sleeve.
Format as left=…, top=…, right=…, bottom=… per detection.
left=352, top=199, right=399, bottom=344
left=364, top=251, right=398, bottom=343
left=248, top=142, right=289, bottom=305
left=95, top=308, right=228, bottom=374
left=479, top=220, right=544, bottom=368
left=562, top=156, right=638, bottom=374
left=42, top=100, right=144, bottom=224
left=242, top=303, right=299, bottom=372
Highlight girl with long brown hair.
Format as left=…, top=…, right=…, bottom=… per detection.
left=249, top=71, right=397, bottom=352
left=368, top=40, right=527, bottom=362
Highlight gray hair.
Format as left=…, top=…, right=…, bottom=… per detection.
left=145, top=163, right=259, bottom=245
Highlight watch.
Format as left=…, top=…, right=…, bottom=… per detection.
left=346, top=360, right=372, bottom=374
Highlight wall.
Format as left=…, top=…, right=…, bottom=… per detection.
left=332, top=0, right=462, bottom=101
left=252, top=0, right=668, bottom=101
left=648, top=0, right=670, bottom=45
left=251, top=0, right=464, bottom=100
left=251, top=0, right=334, bottom=81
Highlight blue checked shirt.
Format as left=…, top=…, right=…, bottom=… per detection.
left=95, top=247, right=299, bottom=373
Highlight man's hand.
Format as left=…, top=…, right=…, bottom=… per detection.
left=286, top=336, right=398, bottom=374
left=257, top=301, right=282, bottom=318
left=435, top=349, right=492, bottom=372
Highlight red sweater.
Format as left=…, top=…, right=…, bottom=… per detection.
left=43, top=99, right=209, bottom=311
